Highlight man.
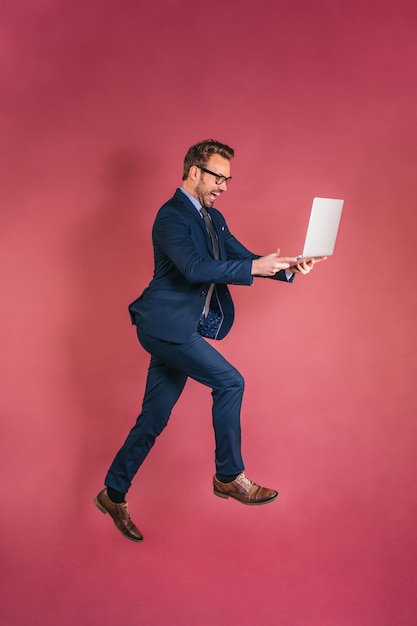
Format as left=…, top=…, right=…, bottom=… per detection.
left=95, top=139, right=321, bottom=542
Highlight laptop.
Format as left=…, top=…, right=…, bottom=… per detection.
left=296, top=197, right=344, bottom=261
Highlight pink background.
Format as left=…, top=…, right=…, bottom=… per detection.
left=1, top=1, right=416, bottom=624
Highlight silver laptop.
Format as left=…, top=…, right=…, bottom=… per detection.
left=297, top=197, right=344, bottom=261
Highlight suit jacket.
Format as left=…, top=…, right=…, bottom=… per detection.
left=129, top=188, right=291, bottom=343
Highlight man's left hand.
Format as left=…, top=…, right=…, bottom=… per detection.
left=290, top=257, right=327, bottom=274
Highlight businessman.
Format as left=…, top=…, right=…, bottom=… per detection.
left=95, top=139, right=322, bottom=541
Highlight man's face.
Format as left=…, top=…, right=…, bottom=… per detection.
left=193, top=154, right=231, bottom=208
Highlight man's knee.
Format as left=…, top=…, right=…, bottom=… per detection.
left=225, top=367, right=245, bottom=393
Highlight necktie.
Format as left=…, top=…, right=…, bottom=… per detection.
left=200, top=206, right=219, bottom=316
left=200, top=206, right=219, bottom=259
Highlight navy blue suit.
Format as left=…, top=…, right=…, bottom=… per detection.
left=105, top=189, right=292, bottom=493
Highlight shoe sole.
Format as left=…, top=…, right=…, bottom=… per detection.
left=93, top=497, right=143, bottom=542
left=213, top=490, right=279, bottom=505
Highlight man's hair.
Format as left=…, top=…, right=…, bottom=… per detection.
left=182, top=139, right=234, bottom=180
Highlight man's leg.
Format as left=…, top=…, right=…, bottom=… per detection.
left=134, top=330, right=278, bottom=506
left=136, top=329, right=245, bottom=477
left=96, top=330, right=275, bottom=541
left=95, top=354, right=188, bottom=541
left=105, top=356, right=188, bottom=495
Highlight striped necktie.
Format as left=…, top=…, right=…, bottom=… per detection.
left=200, top=206, right=219, bottom=316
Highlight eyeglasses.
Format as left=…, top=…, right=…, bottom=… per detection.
left=197, top=165, right=232, bottom=186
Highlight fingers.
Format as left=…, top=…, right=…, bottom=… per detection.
left=290, top=256, right=329, bottom=274
left=267, top=252, right=298, bottom=273
left=293, top=260, right=314, bottom=274
left=255, top=250, right=324, bottom=276
left=276, top=261, right=298, bottom=273
left=273, top=256, right=298, bottom=270
left=279, top=256, right=299, bottom=266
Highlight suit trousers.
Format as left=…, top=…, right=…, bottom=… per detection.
left=104, top=326, right=245, bottom=494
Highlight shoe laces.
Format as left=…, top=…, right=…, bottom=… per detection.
left=118, top=501, right=131, bottom=520
left=236, top=473, right=253, bottom=489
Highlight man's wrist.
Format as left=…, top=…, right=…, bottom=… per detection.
left=285, top=270, right=294, bottom=280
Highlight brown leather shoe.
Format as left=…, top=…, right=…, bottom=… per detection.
left=213, top=472, right=279, bottom=505
left=94, top=489, right=143, bottom=542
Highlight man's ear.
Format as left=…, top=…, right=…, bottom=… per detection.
left=189, top=164, right=200, bottom=182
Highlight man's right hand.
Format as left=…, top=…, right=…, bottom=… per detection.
left=251, top=249, right=298, bottom=276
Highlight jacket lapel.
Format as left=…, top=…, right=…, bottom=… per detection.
left=174, top=188, right=224, bottom=259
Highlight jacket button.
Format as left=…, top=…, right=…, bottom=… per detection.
left=201, top=290, right=207, bottom=296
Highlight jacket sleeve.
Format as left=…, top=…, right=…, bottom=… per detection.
left=153, top=207, right=254, bottom=285
left=223, top=221, right=293, bottom=283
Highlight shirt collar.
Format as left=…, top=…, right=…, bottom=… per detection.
left=179, top=186, right=202, bottom=213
